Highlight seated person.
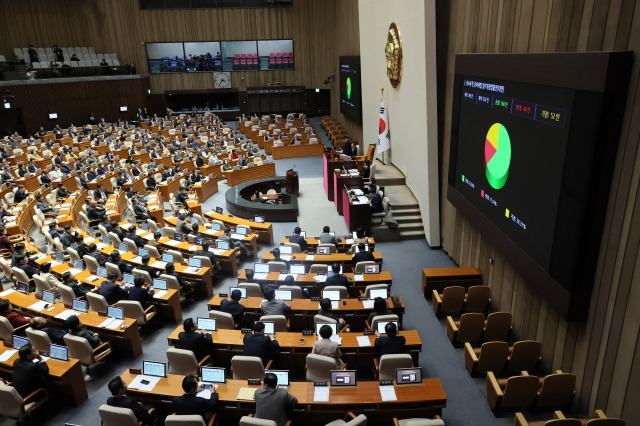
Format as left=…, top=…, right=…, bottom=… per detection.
left=107, top=376, right=156, bottom=426
left=61, top=271, right=89, bottom=297
left=137, top=255, right=160, bottom=279
left=29, top=316, right=66, bottom=345
left=324, top=262, right=350, bottom=289
left=70, top=235, right=88, bottom=258
left=318, top=225, right=338, bottom=247
left=87, top=200, right=108, bottom=222
left=220, top=289, right=245, bottom=325
left=172, top=374, right=218, bottom=423
left=87, top=243, right=107, bottom=266
left=270, top=247, right=290, bottom=270
left=12, top=344, right=49, bottom=400
left=260, top=286, right=290, bottom=316
left=243, top=321, right=280, bottom=365
left=109, top=250, right=133, bottom=274
left=178, top=317, right=214, bottom=362
left=217, top=227, right=252, bottom=257
left=193, top=241, right=218, bottom=269
left=16, top=253, right=40, bottom=279
left=129, top=276, right=154, bottom=309
left=368, top=297, right=393, bottom=325
left=39, top=262, right=62, bottom=292
left=370, top=184, right=383, bottom=214
left=352, top=242, right=375, bottom=264
left=125, top=225, right=145, bottom=248
left=312, top=324, right=344, bottom=368
left=254, top=372, right=298, bottom=426
left=374, top=321, right=406, bottom=357
left=0, top=299, right=30, bottom=327
left=317, top=298, right=346, bottom=326
left=288, top=226, right=308, bottom=252
left=165, top=262, right=199, bottom=295
left=99, top=272, right=128, bottom=305
left=65, top=314, right=103, bottom=348
left=352, top=227, right=368, bottom=246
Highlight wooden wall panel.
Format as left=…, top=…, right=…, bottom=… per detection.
left=439, top=0, right=640, bottom=421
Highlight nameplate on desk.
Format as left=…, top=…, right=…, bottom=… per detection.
left=311, top=297, right=320, bottom=302
left=98, top=311, right=107, bottom=317
left=129, top=368, right=142, bottom=375
left=358, top=296, right=367, bottom=301
left=2, top=341, right=12, bottom=348
left=248, top=379, right=261, bottom=385
left=380, top=380, right=393, bottom=386
left=302, top=330, right=314, bottom=336
left=218, top=293, right=228, bottom=298
left=240, top=328, right=251, bottom=334
left=364, top=330, right=375, bottom=336
left=314, top=381, right=327, bottom=387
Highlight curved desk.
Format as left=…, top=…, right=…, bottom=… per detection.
left=224, top=177, right=298, bottom=222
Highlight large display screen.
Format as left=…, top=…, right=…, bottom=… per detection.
left=339, top=56, right=362, bottom=124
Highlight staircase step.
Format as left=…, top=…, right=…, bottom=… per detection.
left=399, top=222, right=425, bottom=231
left=395, top=215, right=423, bottom=224
left=393, top=208, right=421, bottom=217
left=399, top=230, right=426, bottom=240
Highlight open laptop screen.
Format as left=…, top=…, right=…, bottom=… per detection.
left=16, top=281, right=28, bottom=294
left=142, top=360, right=167, bottom=378
left=153, top=279, right=167, bottom=290
left=162, top=253, right=174, bottom=263
left=322, top=290, right=341, bottom=301
left=395, top=367, right=423, bottom=385
left=107, top=306, right=124, bottom=320
left=118, top=242, right=128, bottom=252
left=261, top=321, right=275, bottom=335
left=274, top=289, right=292, bottom=301
left=42, top=289, right=55, bottom=304
left=217, top=240, right=230, bottom=250
left=236, top=227, right=247, bottom=236
left=12, top=335, right=29, bottom=350
left=278, top=245, right=292, bottom=254
left=317, top=246, right=331, bottom=255
left=229, top=287, right=247, bottom=298
left=330, top=370, right=357, bottom=386
left=123, top=273, right=135, bottom=284
left=201, top=366, right=226, bottom=384
left=315, top=322, right=338, bottom=335
left=197, top=317, right=216, bottom=331
left=265, top=369, right=290, bottom=387
left=377, top=320, right=400, bottom=334
left=49, top=344, right=69, bottom=361
left=72, top=299, right=87, bottom=313
left=188, top=258, right=202, bottom=268
left=254, top=263, right=269, bottom=273
left=369, top=288, right=388, bottom=300
left=97, top=266, right=108, bottom=278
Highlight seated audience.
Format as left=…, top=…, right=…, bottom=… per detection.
left=254, top=372, right=298, bottom=426
left=172, top=374, right=218, bottom=423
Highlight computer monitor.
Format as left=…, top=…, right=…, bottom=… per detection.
left=215, top=206, right=223, bottom=214
left=355, top=244, right=369, bottom=253
left=73, top=259, right=84, bottom=270
left=162, top=253, right=174, bottom=263
left=299, top=231, right=306, bottom=239
left=369, top=288, right=388, bottom=300
left=72, top=299, right=88, bottom=313
left=211, top=222, right=222, bottom=231
left=317, top=246, right=331, bottom=255
left=364, top=264, right=380, bottom=274
left=289, top=264, right=305, bottom=275
left=322, top=290, right=341, bottom=301
left=118, top=242, right=128, bottom=252
left=102, top=236, right=111, bottom=245
left=174, top=233, right=183, bottom=242
left=191, top=218, right=198, bottom=226
left=201, top=366, right=226, bottom=384
left=123, top=273, right=135, bottom=284
left=158, top=228, right=165, bottom=237
left=197, top=317, right=216, bottom=331
left=327, top=265, right=343, bottom=277
left=265, top=370, right=290, bottom=387
left=229, top=287, right=247, bottom=298
left=395, top=367, right=423, bottom=385
left=315, top=322, right=338, bottom=335
left=138, top=248, right=148, bottom=257
left=142, top=360, right=167, bottom=378
left=261, top=321, right=275, bottom=335
left=236, top=227, right=247, bottom=236
left=330, top=370, right=357, bottom=386
left=49, top=344, right=69, bottom=361
left=15, top=281, right=28, bottom=294
left=55, top=252, right=64, bottom=263
left=194, top=237, right=203, bottom=246
left=278, top=245, right=292, bottom=254
left=274, top=289, right=292, bottom=301
left=140, top=222, right=149, bottom=231
left=97, top=266, right=108, bottom=278
left=107, top=306, right=124, bottom=320
left=188, top=258, right=202, bottom=268
left=152, top=279, right=167, bottom=290
left=377, top=321, right=400, bottom=334
left=254, top=263, right=269, bottom=274
left=217, top=240, right=230, bottom=250
left=12, top=335, right=29, bottom=350
left=42, top=289, right=55, bottom=304
left=254, top=216, right=265, bottom=223
left=40, top=244, right=48, bottom=255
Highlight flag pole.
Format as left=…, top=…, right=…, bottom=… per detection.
left=378, top=87, right=387, bottom=165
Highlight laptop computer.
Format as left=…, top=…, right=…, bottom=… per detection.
left=322, top=290, right=341, bottom=301
left=236, top=227, right=248, bottom=236
left=12, top=335, right=29, bottom=350
left=279, top=245, right=292, bottom=254
left=254, top=263, right=269, bottom=274
left=140, top=222, right=149, bottom=231
left=369, top=288, right=388, bottom=300
left=395, top=367, right=423, bottom=385
left=330, top=370, right=357, bottom=386
left=107, top=306, right=124, bottom=320
left=229, top=286, right=247, bottom=298
left=261, top=321, right=275, bottom=336
left=162, top=253, right=174, bottom=263
left=118, top=242, right=128, bottom=252
left=188, top=258, right=202, bottom=268
left=364, top=264, right=380, bottom=274
left=97, top=266, right=108, bottom=278
left=211, top=222, right=222, bottom=231
left=217, top=240, right=230, bottom=250
left=142, top=360, right=167, bottom=378
left=72, top=298, right=88, bottom=313
left=42, top=289, right=55, bottom=305
left=15, top=281, right=29, bottom=294
left=138, top=248, right=148, bottom=257
left=73, top=259, right=84, bottom=270
left=377, top=320, right=400, bottom=334
left=197, top=317, right=216, bottom=331
left=265, top=370, right=290, bottom=387
left=55, top=252, right=64, bottom=263
left=152, top=278, right=167, bottom=290
left=123, top=273, right=135, bottom=285
left=49, top=343, right=69, bottom=361
left=274, top=289, right=292, bottom=301
left=290, top=264, right=305, bottom=275
left=315, top=322, right=338, bottom=335
left=201, top=366, right=226, bottom=384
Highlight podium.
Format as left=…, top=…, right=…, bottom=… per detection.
left=285, top=169, right=299, bottom=195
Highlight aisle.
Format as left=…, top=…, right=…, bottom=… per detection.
left=296, top=177, right=348, bottom=236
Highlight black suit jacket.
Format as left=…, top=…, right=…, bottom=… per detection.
left=220, top=299, right=245, bottom=324
left=137, top=264, right=159, bottom=279
left=288, top=234, right=308, bottom=252
left=324, top=273, right=350, bottom=289
left=193, top=249, right=216, bottom=265
left=243, top=332, right=279, bottom=365
left=12, top=358, right=49, bottom=398
left=179, top=330, right=213, bottom=361
left=374, top=335, right=406, bottom=357
left=99, top=281, right=128, bottom=305
left=107, top=395, right=154, bottom=425
left=353, top=250, right=375, bottom=264
left=172, top=393, right=218, bottom=421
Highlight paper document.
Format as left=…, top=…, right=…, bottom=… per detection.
left=136, top=229, right=146, bottom=235
left=352, top=189, right=364, bottom=196
left=313, top=275, right=327, bottom=283
left=346, top=239, right=354, bottom=244
left=196, top=389, right=212, bottom=399
left=354, top=275, right=365, bottom=282
left=151, top=261, right=166, bottom=268
left=165, top=240, right=181, bottom=247
left=357, top=196, right=369, bottom=203
left=152, top=290, right=168, bottom=299
left=128, top=375, right=161, bottom=392
left=0, top=289, right=15, bottom=297
left=254, top=273, right=268, bottom=280
left=361, top=300, right=375, bottom=308
left=55, top=310, right=78, bottom=320
left=329, top=335, right=342, bottom=345
left=99, top=317, right=124, bottom=329
left=67, top=268, right=83, bottom=277
left=212, top=249, right=224, bottom=255
left=96, top=243, right=108, bottom=250
left=230, top=234, right=244, bottom=240
left=379, top=385, right=398, bottom=401
left=280, top=254, right=292, bottom=261
left=0, top=349, right=17, bottom=362
left=50, top=261, right=61, bottom=267
left=236, top=387, right=257, bottom=400
left=142, top=234, right=154, bottom=240
left=306, top=255, right=315, bottom=261
left=86, top=275, right=100, bottom=282
left=356, top=336, right=372, bottom=347
left=188, top=245, right=198, bottom=251
left=28, top=301, right=49, bottom=311
left=314, top=386, right=330, bottom=402
left=184, top=267, right=201, bottom=274
left=279, top=273, right=296, bottom=281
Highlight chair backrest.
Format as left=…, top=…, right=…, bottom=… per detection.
left=132, top=268, right=153, bottom=286
left=105, top=262, right=122, bottom=278
left=456, top=313, right=485, bottom=344
left=83, top=255, right=100, bottom=274
left=32, top=274, right=51, bottom=297
left=63, top=333, right=95, bottom=365
left=323, top=286, right=348, bottom=299
left=586, top=419, right=626, bottom=426
left=231, top=355, right=265, bottom=380
left=0, top=317, right=15, bottom=342
left=209, top=309, right=236, bottom=329
left=476, top=341, right=510, bottom=374
left=267, top=261, right=287, bottom=272
left=306, top=353, right=338, bottom=381
left=370, top=314, right=400, bottom=332
left=165, top=414, right=206, bottom=426
left=364, top=284, right=388, bottom=299
left=108, top=232, right=121, bottom=246
left=500, top=375, right=540, bottom=410
left=507, top=340, right=542, bottom=373
left=166, top=347, right=199, bottom=376
left=317, top=243, right=336, bottom=253
left=0, top=258, right=13, bottom=284
left=283, top=242, right=301, bottom=253
left=464, top=285, right=491, bottom=313
left=345, top=414, right=368, bottom=425
left=260, top=315, right=287, bottom=332
left=543, top=420, right=582, bottom=426
left=439, top=286, right=466, bottom=316
left=483, top=312, right=512, bottom=342
left=12, top=266, right=31, bottom=285
left=159, top=273, right=181, bottom=292
left=0, top=384, right=27, bottom=419
left=378, top=354, right=413, bottom=381
left=86, top=292, right=109, bottom=313
left=144, top=244, right=162, bottom=259
left=279, top=285, right=303, bottom=299
left=239, top=282, right=262, bottom=297
left=98, top=404, right=139, bottom=426
left=116, top=300, right=146, bottom=324
left=536, top=373, right=576, bottom=409
left=25, top=327, right=53, bottom=354
left=354, top=260, right=376, bottom=273
left=167, top=249, right=184, bottom=264
left=239, top=416, right=277, bottom=426
left=57, top=283, right=76, bottom=306
left=123, top=238, right=138, bottom=255
left=193, top=256, right=212, bottom=268
left=309, top=264, right=326, bottom=274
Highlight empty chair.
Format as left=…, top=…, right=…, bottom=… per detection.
left=122, top=238, right=139, bottom=255
left=374, top=354, right=413, bottom=381
left=464, top=341, right=510, bottom=376
left=32, top=274, right=52, bottom=298
left=267, top=261, right=287, bottom=272
left=514, top=413, right=581, bottom=426
left=259, top=315, right=288, bottom=332
left=278, top=285, right=303, bottom=299
left=25, top=327, right=53, bottom=354
left=166, top=347, right=211, bottom=376
left=0, top=316, right=27, bottom=343
left=535, top=371, right=576, bottom=410
left=392, top=417, right=444, bottom=426
left=0, top=383, right=48, bottom=424
left=317, top=243, right=336, bottom=253
left=12, top=267, right=32, bottom=285
left=483, top=312, right=512, bottom=342
left=115, top=301, right=157, bottom=326
left=514, top=410, right=625, bottom=426
left=432, top=286, right=466, bottom=317
left=282, top=242, right=301, bottom=253
left=98, top=404, right=143, bottom=426
left=86, top=292, right=109, bottom=314
left=57, top=283, right=76, bottom=307
left=208, top=310, right=237, bottom=329
left=354, top=261, right=376, bottom=273
left=326, top=413, right=368, bottom=426
left=239, top=416, right=278, bottom=426
left=83, top=255, right=100, bottom=274
left=371, top=197, right=390, bottom=224
left=463, top=285, right=491, bottom=313
left=144, top=244, right=162, bottom=259
left=239, top=282, right=262, bottom=297
left=486, top=371, right=539, bottom=414
left=306, top=353, right=345, bottom=381
left=363, top=284, right=388, bottom=299
left=446, top=312, right=485, bottom=346
left=166, top=414, right=214, bottom=426
left=105, top=262, right=122, bottom=278
left=507, top=340, right=542, bottom=374
left=369, top=314, right=400, bottom=332
left=309, top=264, right=327, bottom=274
left=63, top=334, right=112, bottom=374
left=231, top=355, right=271, bottom=379
left=167, top=249, right=184, bottom=264
left=323, top=285, right=348, bottom=299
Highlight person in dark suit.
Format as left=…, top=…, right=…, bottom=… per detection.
left=165, top=262, right=198, bottom=294
left=129, top=276, right=154, bottom=309
left=107, top=376, right=155, bottom=426
left=66, top=314, right=103, bottom=348
left=13, top=344, right=49, bottom=399
left=243, top=321, right=280, bottom=365
left=352, top=243, right=375, bottom=264
left=193, top=241, right=218, bottom=267
left=178, top=317, right=214, bottom=361
left=99, top=273, right=128, bottom=305
left=318, top=225, right=338, bottom=248
left=137, top=255, right=160, bottom=279
left=374, top=321, right=406, bottom=357
left=109, top=250, right=133, bottom=274
left=254, top=373, right=298, bottom=426
left=93, top=183, right=112, bottom=202
left=16, top=254, right=40, bottom=279
left=324, top=263, right=350, bottom=289
left=29, top=316, right=67, bottom=345
left=87, top=243, right=107, bottom=266
left=368, top=297, right=393, bottom=324
left=70, top=235, right=88, bottom=258
left=220, top=289, right=245, bottom=325
left=370, top=184, right=384, bottom=214
left=288, top=226, right=308, bottom=252
left=145, top=173, right=158, bottom=191
left=175, top=187, right=189, bottom=207
left=317, top=298, right=346, bottom=327
left=125, top=225, right=145, bottom=248
left=360, top=159, right=371, bottom=178
left=172, top=374, right=218, bottom=423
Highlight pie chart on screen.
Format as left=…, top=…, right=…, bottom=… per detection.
left=484, top=123, right=511, bottom=190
